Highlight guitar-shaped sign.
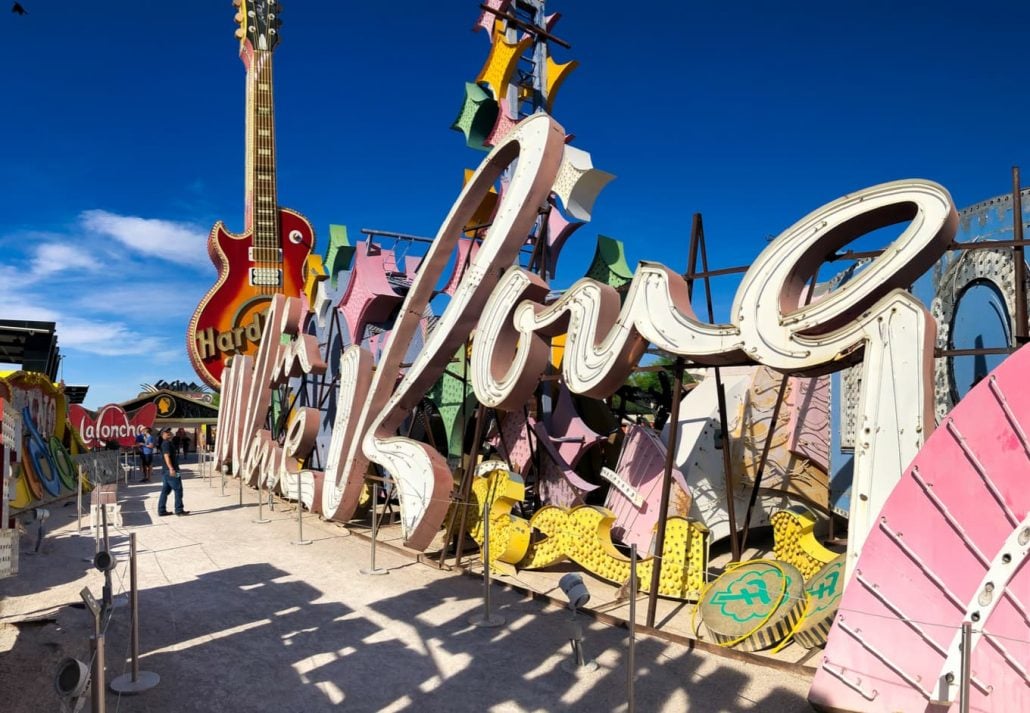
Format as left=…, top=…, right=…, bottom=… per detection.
left=187, top=0, right=315, bottom=389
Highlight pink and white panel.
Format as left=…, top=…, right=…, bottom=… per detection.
left=810, top=346, right=1030, bottom=712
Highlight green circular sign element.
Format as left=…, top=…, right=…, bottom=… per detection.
left=700, top=560, right=807, bottom=652
left=795, top=554, right=846, bottom=649
left=50, top=436, right=77, bottom=491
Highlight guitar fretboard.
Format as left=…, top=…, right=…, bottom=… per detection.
left=246, top=51, right=280, bottom=265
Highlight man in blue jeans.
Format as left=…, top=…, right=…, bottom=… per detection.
left=158, top=428, right=189, bottom=516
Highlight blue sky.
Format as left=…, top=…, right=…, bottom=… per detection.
left=2, top=1, right=1029, bottom=409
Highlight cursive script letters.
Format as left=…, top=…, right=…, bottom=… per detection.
left=215, top=109, right=958, bottom=572
left=471, top=179, right=957, bottom=574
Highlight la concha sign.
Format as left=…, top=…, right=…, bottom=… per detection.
left=214, top=114, right=957, bottom=576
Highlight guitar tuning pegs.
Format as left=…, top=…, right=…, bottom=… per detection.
left=232, top=0, right=242, bottom=6
left=234, top=27, right=245, bottom=39
left=234, top=11, right=243, bottom=23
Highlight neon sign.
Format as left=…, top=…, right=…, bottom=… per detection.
left=70, top=403, right=157, bottom=449
left=216, top=114, right=958, bottom=571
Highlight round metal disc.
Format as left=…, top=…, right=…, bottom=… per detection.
left=109, top=670, right=160, bottom=694
left=795, top=554, right=845, bottom=649
left=700, top=560, right=806, bottom=652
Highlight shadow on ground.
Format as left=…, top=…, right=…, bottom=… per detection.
left=2, top=561, right=807, bottom=712
left=2, top=474, right=812, bottom=713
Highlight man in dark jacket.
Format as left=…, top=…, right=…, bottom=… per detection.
left=158, top=428, right=188, bottom=516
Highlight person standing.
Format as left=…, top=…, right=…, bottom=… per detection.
left=176, top=427, right=189, bottom=458
left=138, top=427, right=157, bottom=482
left=158, top=428, right=189, bottom=516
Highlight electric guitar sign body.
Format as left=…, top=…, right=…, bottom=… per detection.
left=188, top=0, right=314, bottom=389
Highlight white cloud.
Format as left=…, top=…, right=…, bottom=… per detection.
left=0, top=264, right=39, bottom=291
left=31, top=243, right=102, bottom=276
left=0, top=292, right=60, bottom=322
left=69, top=284, right=205, bottom=318
left=79, top=209, right=209, bottom=268
left=58, top=317, right=167, bottom=356
left=0, top=208, right=216, bottom=401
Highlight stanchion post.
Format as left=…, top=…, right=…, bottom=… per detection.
left=253, top=478, right=270, bottom=524
left=469, top=499, right=504, bottom=628
left=77, top=465, right=83, bottom=533
left=238, top=468, right=243, bottom=507
left=216, top=464, right=228, bottom=497
left=129, top=533, right=140, bottom=678
left=628, top=544, right=637, bottom=713
left=292, top=475, right=311, bottom=546
left=960, top=621, right=972, bottom=713
left=100, top=505, right=112, bottom=612
left=110, top=533, right=160, bottom=694
left=91, top=631, right=106, bottom=713
left=360, top=478, right=387, bottom=575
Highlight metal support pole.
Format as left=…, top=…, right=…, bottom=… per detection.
left=252, top=478, right=269, bottom=524
left=573, top=619, right=585, bottom=665
left=716, top=378, right=742, bottom=562
left=101, top=498, right=110, bottom=554
left=646, top=358, right=684, bottom=627
left=959, top=621, right=972, bottom=713
left=1013, top=167, right=1028, bottom=344
left=77, top=465, right=84, bottom=533
left=360, top=481, right=387, bottom=576
left=470, top=499, right=505, bottom=627
left=446, top=402, right=488, bottom=568
left=110, top=533, right=159, bottom=694
left=690, top=214, right=742, bottom=561
left=685, top=214, right=702, bottom=301
left=628, top=544, right=637, bottom=713
left=238, top=469, right=243, bottom=507
left=292, top=474, right=311, bottom=546
left=740, top=375, right=790, bottom=552
left=560, top=608, right=598, bottom=673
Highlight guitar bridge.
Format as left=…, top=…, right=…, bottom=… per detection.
left=249, top=267, right=282, bottom=287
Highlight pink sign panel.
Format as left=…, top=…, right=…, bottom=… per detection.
left=809, top=345, right=1030, bottom=713
left=604, top=424, right=691, bottom=553
left=70, top=403, right=157, bottom=449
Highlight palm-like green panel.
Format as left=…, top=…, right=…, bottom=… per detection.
left=585, top=235, right=633, bottom=288
left=325, top=224, right=355, bottom=287
left=427, top=348, right=475, bottom=460
left=450, top=82, right=499, bottom=152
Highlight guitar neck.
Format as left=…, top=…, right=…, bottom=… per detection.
left=243, top=49, right=280, bottom=261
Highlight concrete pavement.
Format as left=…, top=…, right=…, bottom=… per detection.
left=0, top=458, right=812, bottom=712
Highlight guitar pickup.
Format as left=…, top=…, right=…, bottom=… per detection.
left=249, top=247, right=283, bottom=262
left=249, top=267, right=282, bottom=287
